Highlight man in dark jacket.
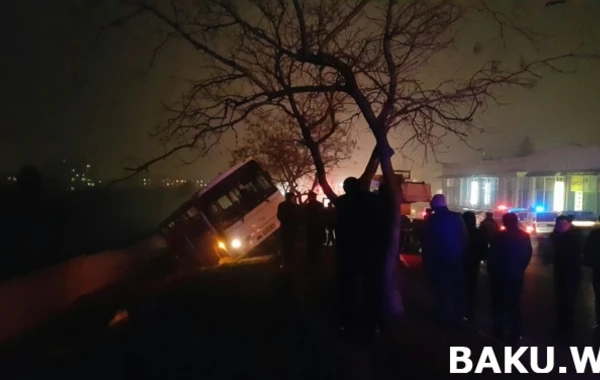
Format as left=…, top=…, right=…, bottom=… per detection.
left=422, top=194, right=469, bottom=326
left=325, top=202, right=336, bottom=247
left=488, top=212, right=532, bottom=341
left=462, top=211, right=487, bottom=322
left=334, top=177, right=385, bottom=338
left=304, top=191, right=326, bottom=263
left=551, top=215, right=584, bottom=333
left=277, top=192, right=300, bottom=265
left=479, top=212, right=499, bottom=258
left=584, top=217, right=600, bottom=329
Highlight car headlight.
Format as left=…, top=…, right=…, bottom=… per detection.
left=231, top=238, right=242, bottom=249
left=217, top=241, right=226, bottom=250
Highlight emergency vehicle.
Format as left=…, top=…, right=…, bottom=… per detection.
left=532, top=211, right=559, bottom=235
left=371, top=170, right=432, bottom=253
left=490, top=205, right=544, bottom=235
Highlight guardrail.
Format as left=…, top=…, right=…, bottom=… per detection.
left=0, top=235, right=167, bottom=344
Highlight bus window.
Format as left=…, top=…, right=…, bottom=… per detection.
left=217, top=194, right=234, bottom=210
left=198, top=161, right=279, bottom=230
left=186, top=207, right=199, bottom=218
left=256, top=172, right=271, bottom=189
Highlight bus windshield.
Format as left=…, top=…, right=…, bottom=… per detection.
left=199, top=161, right=278, bottom=230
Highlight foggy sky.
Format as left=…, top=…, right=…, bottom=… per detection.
left=1, top=0, right=600, bottom=185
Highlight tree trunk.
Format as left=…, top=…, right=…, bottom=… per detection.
left=310, top=175, right=319, bottom=192
left=358, top=146, right=380, bottom=190
left=376, top=139, right=405, bottom=322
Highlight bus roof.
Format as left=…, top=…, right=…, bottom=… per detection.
left=158, top=158, right=258, bottom=228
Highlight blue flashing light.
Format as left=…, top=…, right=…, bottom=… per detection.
left=535, top=205, right=545, bottom=212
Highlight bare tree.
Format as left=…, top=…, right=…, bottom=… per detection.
left=231, top=109, right=356, bottom=195
left=104, top=0, right=595, bottom=322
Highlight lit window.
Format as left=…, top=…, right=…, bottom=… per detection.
left=483, top=182, right=491, bottom=205
left=470, top=181, right=479, bottom=206
left=574, top=190, right=583, bottom=212
left=553, top=181, right=565, bottom=212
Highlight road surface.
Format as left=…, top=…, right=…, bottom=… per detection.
left=3, top=245, right=600, bottom=379
left=399, top=250, right=599, bottom=364
left=2, top=251, right=464, bottom=379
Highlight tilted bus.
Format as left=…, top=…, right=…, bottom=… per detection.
left=159, top=159, right=284, bottom=264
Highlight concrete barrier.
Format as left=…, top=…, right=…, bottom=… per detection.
left=0, top=235, right=167, bottom=344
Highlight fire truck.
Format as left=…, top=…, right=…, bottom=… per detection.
left=371, top=170, right=432, bottom=253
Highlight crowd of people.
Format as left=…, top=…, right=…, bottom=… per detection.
left=423, top=196, right=600, bottom=344
left=277, top=178, right=388, bottom=340
left=276, top=178, right=600, bottom=344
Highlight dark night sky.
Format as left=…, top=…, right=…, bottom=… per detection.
left=1, top=0, right=600, bottom=185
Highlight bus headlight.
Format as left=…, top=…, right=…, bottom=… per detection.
left=231, top=239, right=242, bottom=249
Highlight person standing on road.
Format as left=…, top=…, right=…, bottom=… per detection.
left=277, top=192, right=300, bottom=266
left=584, top=216, right=600, bottom=330
left=422, top=194, right=469, bottom=327
left=304, top=191, right=326, bottom=264
left=325, top=202, right=336, bottom=247
left=487, top=212, right=532, bottom=342
left=462, top=211, right=487, bottom=322
left=550, top=215, right=584, bottom=334
left=334, top=177, right=385, bottom=339
left=479, top=212, right=499, bottom=260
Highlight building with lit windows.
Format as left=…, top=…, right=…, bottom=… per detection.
left=435, top=144, right=600, bottom=214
